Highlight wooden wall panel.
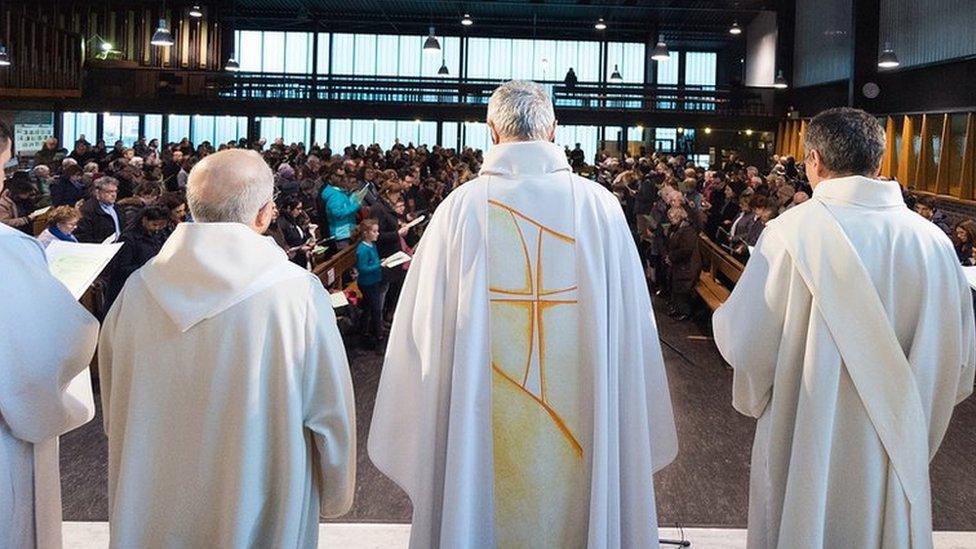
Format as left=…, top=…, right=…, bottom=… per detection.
left=961, top=113, right=976, bottom=201
left=881, top=116, right=896, bottom=178
left=935, top=113, right=953, bottom=195
left=898, top=115, right=916, bottom=187
left=915, top=114, right=933, bottom=192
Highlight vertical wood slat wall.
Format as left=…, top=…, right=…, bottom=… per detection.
left=0, top=5, right=83, bottom=92
left=777, top=111, right=976, bottom=202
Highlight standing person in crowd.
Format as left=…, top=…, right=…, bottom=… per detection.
left=98, top=149, right=356, bottom=548
left=157, top=191, right=188, bottom=234
left=0, top=119, right=99, bottom=549
left=714, top=107, right=975, bottom=549
left=33, top=137, right=64, bottom=169
left=666, top=205, right=702, bottom=321
left=369, top=80, right=676, bottom=548
left=370, top=179, right=411, bottom=317
left=354, top=218, right=387, bottom=349
left=36, top=205, right=82, bottom=248
left=915, top=195, right=953, bottom=236
left=953, top=219, right=976, bottom=266
left=321, top=171, right=363, bottom=250
left=275, top=194, right=313, bottom=268
left=116, top=181, right=162, bottom=230
left=50, top=163, right=87, bottom=207
left=104, top=204, right=170, bottom=308
left=74, top=176, right=121, bottom=243
left=0, top=174, right=40, bottom=234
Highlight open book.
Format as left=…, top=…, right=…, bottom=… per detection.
left=381, top=251, right=412, bottom=269
left=46, top=240, right=124, bottom=300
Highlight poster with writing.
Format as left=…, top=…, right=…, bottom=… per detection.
left=15, top=123, right=55, bottom=154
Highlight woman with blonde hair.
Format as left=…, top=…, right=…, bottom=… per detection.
left=36, top=205, right=81, bottom=247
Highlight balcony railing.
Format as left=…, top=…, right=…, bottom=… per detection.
left=81, top=69, right=775, bottom=117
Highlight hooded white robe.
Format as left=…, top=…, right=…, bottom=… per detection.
left=98, top=222, right=356, bottom=549
left=368, top=141, right=678, bottom=548
left=0, top=223, right=98, bottom=549
left=714, top=176, right=976, bottom=549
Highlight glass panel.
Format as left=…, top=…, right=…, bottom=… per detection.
left=685, top=51, right=718, bottom=111
left=103, top=113, right=122, bottom=145
left=168, top=115, right=191, bottom=142
left=214, top=116, right=247, bottom=145
left=351, top=120, right=374, bottom=146
left=284, top=32, right=311, bottom=74
left=374, top=120, right=397, bottom=148
left=332, top=34, right=355, bottom=74
left=376, top=35, right=399, bottom=76
left=655, top=51, right=679, bottom=110
left=467, top=38, right=491, bottom=78
left=144, top=114, right=163, bottom=144
left=354, top=34, right=377, bottom=76
left=398, top=35, right=422, bottom=76
left=329, top=119, right=352, bottom=149
left=282, top=117, right=310, bottom=145
left=463, top=121, right=489, bottom=152
left=260, top=117, right=283, bottom=142
left=238, top=31, right=263, bottom=72
left=61, top=113, right=76, bottom=147
left=121, top=115, right=140, bottom=146
left=262, top=32, right=286, bottom=73
left=441, top=122, right=459, bottom=149
left=655, top=127, right=678, bottom=152
left=316, top=33, right=330, bottom=75
left=192, top=115, right=216, bottom=144
left=489, top=39, right=513, bottom=80
left=314, top=119, right=330, bottom=148
left=533, top=40, right=557, bottom=81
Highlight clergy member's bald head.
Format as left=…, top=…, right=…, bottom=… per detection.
left=486, top=80, right=556, bottom=144
left=186, top=149, right=275, bottom=232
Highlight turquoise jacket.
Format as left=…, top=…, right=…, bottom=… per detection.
left=321, top=185, right=361, bottom=241
left=356, top=241, right=382, bottom=286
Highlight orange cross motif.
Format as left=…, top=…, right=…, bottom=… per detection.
left=488, top=199, right=582, bottom=457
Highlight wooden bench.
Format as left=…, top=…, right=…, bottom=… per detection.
left=312, top=242, right=359, bottom=292
left=696, top=234, right=745, bottom=311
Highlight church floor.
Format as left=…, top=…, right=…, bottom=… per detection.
left=60, top=297, right=976, bottom=530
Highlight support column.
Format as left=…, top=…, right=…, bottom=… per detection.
left=849, top=0, right=881, bottom=109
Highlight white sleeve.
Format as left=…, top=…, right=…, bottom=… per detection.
left=302, top=279, right=357, bottom=518
left=0, top=235, right=98, bottom=443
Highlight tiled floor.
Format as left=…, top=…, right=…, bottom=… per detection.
left=61, top=522, right=976, bottom=549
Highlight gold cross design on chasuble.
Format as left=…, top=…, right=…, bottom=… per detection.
left=487, top=199, right=582, bottom=457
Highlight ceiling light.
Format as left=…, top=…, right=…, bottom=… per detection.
left=151, top=18, right=175, bottom=47
left=101, top=41, right=113, bottom=52
left=189, top=5, right=203, bottom=18
left=0, top=45, right=9, bottom=67
left=677, top=127, right=685, bottom=134
left=704, top=127, right=712, bottom=134
left=595, top=18, right=607, bottom=30
left=461, top=14, right=473, bottom=26
left=773, top=69, right=788, bottom=89
left=225, top=56, right=240, bottom=71
left=745, top=129, right=754, bottom=136
left=609, top=64, right=622, bottom=83
left=878, top=42, right=899, bottom=68
left=423, top=26, right=441, bottom=53
left=729, top=21, right=742, bottom=35
left=651, top=34, right=670, bottom=61
left=438, top=59, right=450, bottom=76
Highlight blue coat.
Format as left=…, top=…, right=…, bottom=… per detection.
left=321, top=185, right=361, bottom=241
left=356, top=241, right=382, bottom=287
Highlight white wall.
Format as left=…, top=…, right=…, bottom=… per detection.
left=745, top=11, right=778, bottom=87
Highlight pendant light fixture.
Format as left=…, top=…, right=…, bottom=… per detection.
left=423, top=26, right=441, bottom=53
left=438, top=59, right=449, bottom=76
left=729, top=21, right=742, bottom=35
left=225, top=56, right=240, bottom=71
left=773, top=69, right=788, bottom=89
left=609, top=64, right=623, bottom=83
left=151, top=0, right=175, bottom=48
left=461, top=13, right=473, bottom=26
left=189, top=5, right=203, bottom=18
left=651, top=34, right=669, bottom=61
left=594, top=18, right=607, bottom=30
left=878, top=42, right=899, bottom=68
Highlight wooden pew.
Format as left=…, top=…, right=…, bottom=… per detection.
left=696, top=234, right=744, bottom=311
left=312, top=242, right=359, bottom=292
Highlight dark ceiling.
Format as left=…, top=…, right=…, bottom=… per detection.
left=202, top=0, right=778, bottom=46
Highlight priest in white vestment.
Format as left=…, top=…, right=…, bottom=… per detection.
left=714, top=108, right=976, bottom=549
left=368, top=80, right=678, bottom=548
left=0, top=122, right=98, bottom=549
left=99, top=149, right=356, bottom=548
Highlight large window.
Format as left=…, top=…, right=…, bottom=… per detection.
left=324, top=119, right=438, bottom=148
left=259, top=117, right=311, bottom=144
left=555, top=125, right=599, bottom=164
left=442, top=122, right=459, bottom=149
left=466, top=38, right=600, bottom=82
left=685, top=51, right=718, bottom=111
left=144, top=114, right=163, bottom=144
left=330, top=33, right=461, bottom=78
left=234, top=30, right=314, bottom=74
left=462, top=121, right=490, bottom=152
left=191, top=115, right=248, bottom=145
left=655, top=51, right=679, bottom=110
left=167, top=115, right=191, bottom=142
left=606, top=42, right=645, bottom=84
left=102, top=113, right=140, bottom=146
left=61, top=112, right=97, bottom=147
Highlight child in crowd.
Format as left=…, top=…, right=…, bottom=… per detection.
left=354, top=218, right=387, bottom=348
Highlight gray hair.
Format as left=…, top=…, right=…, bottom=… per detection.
left=804, top=107, right=885, bottom=176
left=486, top=80, right=556, bottom=141
left=94, top=176, right=118, bottom=190
left=186, top=149, right=273, bottom=224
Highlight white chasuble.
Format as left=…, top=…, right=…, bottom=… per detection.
left=369, top=141, right=677, bottom=549
left=714, top=176, right=976, bottom=549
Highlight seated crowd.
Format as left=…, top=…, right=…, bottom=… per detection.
left=4, top=133, right=972, bottom=336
